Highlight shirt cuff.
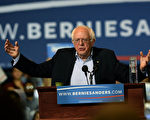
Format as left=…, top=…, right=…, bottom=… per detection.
left=12, top=53, right=20, bottom=66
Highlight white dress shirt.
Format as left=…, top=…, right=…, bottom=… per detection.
left=13, top=53, right=20, bottom=66
left=70, top=52, right=96, bottom=86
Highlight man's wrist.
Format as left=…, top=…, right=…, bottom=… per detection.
left=13, top=53, right=20, bottom=66
left=12, top=53, right=20, bottom=59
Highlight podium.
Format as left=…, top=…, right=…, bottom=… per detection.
left=37, top=83, right=146, bottom=120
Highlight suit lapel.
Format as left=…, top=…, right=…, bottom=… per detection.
left=65, top=48, right=76, bottom=85
left=92, top=47, right=102, bottom=84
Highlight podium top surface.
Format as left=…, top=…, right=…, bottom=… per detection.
left=37, top=83, right=145, bottom=92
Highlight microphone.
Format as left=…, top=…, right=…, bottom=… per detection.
left=82, top=64, right=98, bottom=85
left=82, top=65, right=89, bottom=85
left=82, top=65, right=88, bottom=74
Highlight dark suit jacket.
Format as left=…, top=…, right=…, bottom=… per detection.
left=14, top=47, right=144, bottom=86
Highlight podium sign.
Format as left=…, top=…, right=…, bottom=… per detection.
left=57, top=84, right=124, bottom=104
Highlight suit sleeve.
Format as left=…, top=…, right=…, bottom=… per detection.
left=13, top=54, right=53, bottom=78
left=13, top=50, right=61, bottom=78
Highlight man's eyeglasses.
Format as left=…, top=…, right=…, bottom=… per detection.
left=72, top=38, right=91, bottom=43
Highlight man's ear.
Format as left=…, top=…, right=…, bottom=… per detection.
left=72, top=40, right=75, bottom=45
left=91, top=39, right=96, bottom=46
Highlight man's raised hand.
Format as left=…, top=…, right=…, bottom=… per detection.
left=4, top=39, right=20, bottom=59
left=140, top=50, right=150, bottom=71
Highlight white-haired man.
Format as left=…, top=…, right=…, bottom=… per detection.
left=4, top=26, right=150, bottom=86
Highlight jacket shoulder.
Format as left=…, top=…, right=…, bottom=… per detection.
left=93, top=47, right=115, bottom=55
left=53, top=47, right=75, bottom=59
left=57, top=47, right=75, bottom=52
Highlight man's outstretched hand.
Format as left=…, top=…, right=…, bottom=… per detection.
left=4, top=39, right=20, bottom=59
left=140, top=50, right=150, bottom=71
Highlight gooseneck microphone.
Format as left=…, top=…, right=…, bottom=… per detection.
left=82, top=65, right=88, bottom=75
left=82, top=64, right=98, bottom=85
left=82, top=65, right=89, bottom=85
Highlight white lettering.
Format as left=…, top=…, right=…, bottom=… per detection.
left=120, top=20, right=133, bottom=37
left=27, top=23, right=41, bottom=39
left=112, top=90, right=122, bottom=94
left=135, top=19, right=150, bottom=36
left=1, top=19, right=150, bottom=41
left=105, top=20, right=118, bottom=37
left=45, top=22, right=57, bottom=39
left=60, top=22, right=73, bottom=38
left=86, top=21, right=92, bottom=28
left=95, top=21, right=102, bottom=37
left=58, top=92, right=71, bottom=96
left=0, top=23, right=18, bottom=40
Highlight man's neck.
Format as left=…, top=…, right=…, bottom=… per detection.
left=77, top=49, right=93, bottom=61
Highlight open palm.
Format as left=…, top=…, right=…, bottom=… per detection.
left=4, top=39, right=19, bottom=59
left=140, top=50, right=150, bottom=70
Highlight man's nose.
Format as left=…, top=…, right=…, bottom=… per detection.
left=79, top=39, right=84, bottom=45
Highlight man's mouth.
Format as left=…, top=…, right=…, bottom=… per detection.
left=79, top=48, right=85, bottom=51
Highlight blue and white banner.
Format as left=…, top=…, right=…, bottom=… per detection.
left=57, top=84, right=124, bottom=104
left=1, top=0, right=150, bottom=68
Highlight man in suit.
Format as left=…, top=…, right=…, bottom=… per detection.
left=4, top=26, right=150, bottom=86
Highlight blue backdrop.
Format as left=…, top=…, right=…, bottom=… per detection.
left=1, top=0, right=150, bottom=68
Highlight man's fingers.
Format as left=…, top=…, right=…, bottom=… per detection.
left=5, top=39, right=9, bottom=43
left=5, top=39, right=14, bottom=48
left=5, top=48, right=11, bottom=53
left=140, top=50, right=150, bottom=57
left=5, top=44, right=16, bottom=52
left=140, top=51, right=144, bottom=57
left=5, top=39, right=11, bottom=45
left=8, top=47, right=16, bottom=51
left=5, top=44, right=13, bottom=49
left=147, top=49, right=150, bottom=57
left=5, top=39, right=9, bottom=46
left=5, top=49, right=14, bottom=55
left=15, top=41, right=19, bottom=47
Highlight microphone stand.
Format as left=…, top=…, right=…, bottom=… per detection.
left=82, top=64, right=98, bottom=85
left=89, top=72, right=93, bottom=85
left=85, top=73, right=90, bottom=85
left=82, top=65, right=90, bottom=85
left=89, top=64, right=98, bottom=85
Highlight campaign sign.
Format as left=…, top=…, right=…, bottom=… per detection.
left=57, top=84, right=124, bottom=104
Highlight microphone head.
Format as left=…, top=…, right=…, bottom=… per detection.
left=82, top=65, right=88, bottom=72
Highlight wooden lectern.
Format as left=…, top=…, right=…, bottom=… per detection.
left=37, top=83, right=146, bottom=120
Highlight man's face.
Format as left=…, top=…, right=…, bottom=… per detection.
left=72, top=27, right=95, bottom=59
